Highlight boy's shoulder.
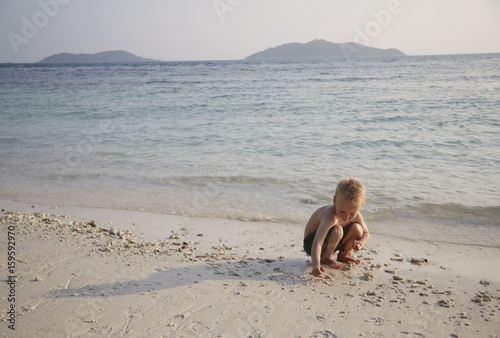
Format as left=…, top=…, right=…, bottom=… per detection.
left=312, top=205, right=336, bottom=223
left=314, top=204, right=334, bottom=215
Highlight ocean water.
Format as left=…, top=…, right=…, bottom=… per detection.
left=1, top=54, right=499, bottom=246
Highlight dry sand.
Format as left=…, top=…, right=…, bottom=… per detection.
left=1, top=199, right=499, bottom=337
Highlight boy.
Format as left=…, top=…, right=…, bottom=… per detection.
left=303, top=178, right=369, bottom=277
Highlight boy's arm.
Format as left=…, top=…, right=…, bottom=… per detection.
left=353, top=212, right=370, bottom=250
left=310, top=216, right=335, bottom=275
left=310, top=239, right=323, bottom=276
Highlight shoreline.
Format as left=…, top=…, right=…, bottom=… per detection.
left=2, top=197, right=499, bottom=248
left=1, top=199, right=499, bottom=336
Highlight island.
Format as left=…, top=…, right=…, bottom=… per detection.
left=245, top=40, right=405, bottom=60
left=38, top=50, right=159, bottom=63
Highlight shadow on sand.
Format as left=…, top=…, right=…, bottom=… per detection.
left=52, top=257, right=310, bottom=299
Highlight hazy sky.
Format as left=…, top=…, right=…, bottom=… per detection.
left=1, top=0, right=499, bottom=63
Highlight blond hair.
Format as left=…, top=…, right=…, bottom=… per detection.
left=335, top=177, right=366, bottom=206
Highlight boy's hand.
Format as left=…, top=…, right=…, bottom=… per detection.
left=312, top=266, right=325, bottom=277
left=353, top=240, right=362, bottom=252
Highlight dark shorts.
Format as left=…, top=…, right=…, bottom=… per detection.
left=303, top=223, right=354, bottom=256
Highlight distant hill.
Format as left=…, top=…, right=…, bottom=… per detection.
left=38, top=50, right=159, bottom=63
left=246, top=40, right=405, bottom=60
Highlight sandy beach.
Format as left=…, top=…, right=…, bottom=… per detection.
left=1, top=199, right=499, bottom=337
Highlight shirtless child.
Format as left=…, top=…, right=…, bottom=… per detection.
left=303, top=178, right=370, bottom=277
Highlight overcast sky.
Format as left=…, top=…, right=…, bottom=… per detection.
left=1, top=0, right=499, bottom=63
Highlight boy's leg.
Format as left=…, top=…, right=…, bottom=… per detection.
left=320, top=225, right=343, bottom=269
left=337, top=223, right=363, bottom=264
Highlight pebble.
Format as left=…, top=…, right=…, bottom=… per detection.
left=438, top=299, right=455, bottom=308
left=410, top=258, right=428, bottom=265
left=363, top=272, right=375, bottom=281
left=473, top=291, right=493, bottom=303
left=393, top=275, right=404, bottom=281
left=316, top=315, right=327, bottom=321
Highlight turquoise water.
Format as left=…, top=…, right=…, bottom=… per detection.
left=1, top=55, right=499, bottom=245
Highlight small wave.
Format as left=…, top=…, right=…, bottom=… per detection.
left=363, top=203, right=500, bottom=248
left=365, top=203, right=500, bottom=226
left=305, top=77, right=328, bottom=82
left=145, top=79, right=173, bottom=84
left=336, top=76, right=380, bottom=82
left=0, top=137, right=18, bottom=144
left=299, top=198, right=317, bottom=205
left=157, top=175, right=295, bottom=188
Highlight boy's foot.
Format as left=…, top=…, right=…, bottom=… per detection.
left=321, top=258, right=343, bottom=269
